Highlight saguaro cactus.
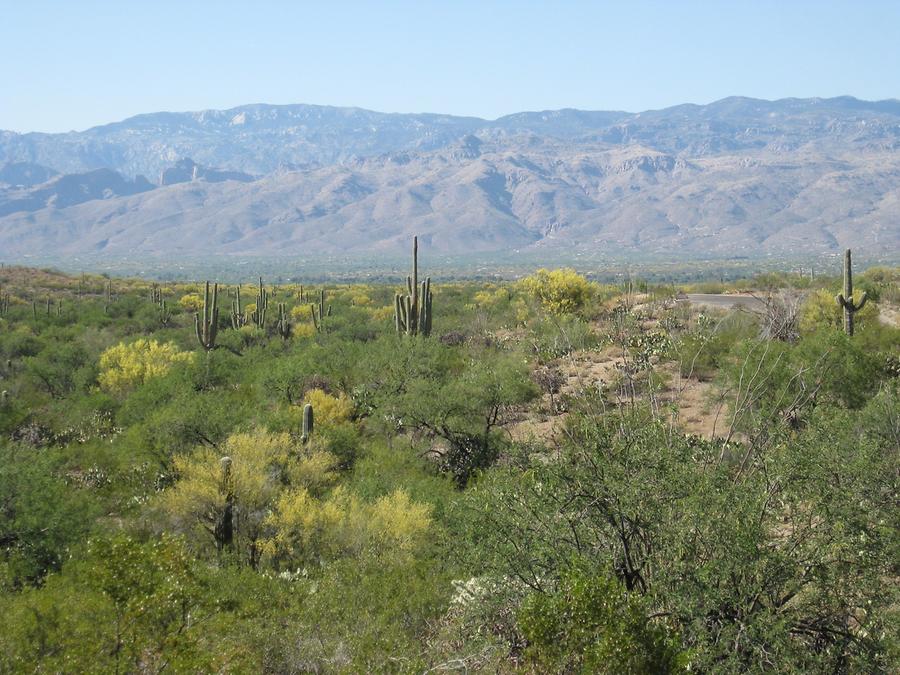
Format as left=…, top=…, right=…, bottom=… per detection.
left=394, top=236, right=433, bottom=336
left=231, top=285, right=247, bottom=329
left=195, top=281, right=219, bottom=351
left=149, top=284, right=163, bottom=306
left=216, top=456, right=234, bottom=551
left=158, top=299, right=171, bottom=326
left=835, top=249, right=867, bottom=336
left=310, top=289, right=331, bottom=333
left=301, top=403, right=314, bottom=443
left=252, top=277, right=268, bottom=329
left=276, top=302, right=292, bottom=340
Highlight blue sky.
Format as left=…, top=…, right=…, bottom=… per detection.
left=1, top=0, right=898, bottom=133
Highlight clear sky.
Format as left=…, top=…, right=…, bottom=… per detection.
left=1, top=0, right=898, bottom=133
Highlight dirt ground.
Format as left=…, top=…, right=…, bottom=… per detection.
left=879, top=303, right=900, bottom=327
left=507, top=346, right=731, bottom=445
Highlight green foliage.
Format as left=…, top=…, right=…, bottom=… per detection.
left=800, top=287, right=878, bottom=333
left=0, top=534, right=219, bottom=673
left=678, top=311, right=758, bottom=380
left=460, top=400, right=898, bottom=671
left=519, top=566, right=686, bottom=673
left=0, top=444, right=97, bottom=586
left=0, top=263, right=896, bottom=670
left=363, top=339, right=537, bottom=485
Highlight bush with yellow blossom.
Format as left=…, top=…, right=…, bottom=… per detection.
left=98, top=339, right=194, bottom=394
left=518, top=268, right=597, bottom=315
left=178, top=293, right=204, bottom=312
left=302, top=388, right=353, bottom=426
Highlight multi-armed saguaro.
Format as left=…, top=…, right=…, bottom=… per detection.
left=276, top=302, right=292, bottom=340
left=394, top=236, right=433, bottom=336
left=835, top=248, right=867, bottom=336
left=252, top=277, right=269, bottom=329
left=195, top=281, right=219, bottom=351
left=310, top=289, right=331, bottom=333
left=231, top=285, right=248, bottom=329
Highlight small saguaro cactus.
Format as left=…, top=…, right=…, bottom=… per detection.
left=195, top=281, right=219, bottom=351
left=252, top=277, right=268, bottom=329
left=394, top=236, right=433, bottom=336
left=149, top=284, right=163, bottom=306
left=309, top=289, right=331, bottom=333
left=835, top=248, right=867, bottom=336
left=216, top=456, right=234, bottom=551
left=301, top=403, right=314, bottom=443
left=158, top=299, right=171, bottom=326
left=276, top=302, right=292, bottom=340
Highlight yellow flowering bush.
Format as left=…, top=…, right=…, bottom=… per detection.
left=261, top=487, right=431, bottom=563
left=350, top=292, right=372, bottom=307
left=473, top=287, right=510, bottom=308
left=159, top=430, right=295, bottom=559
left=369, top=305, right=395, bottom=322
left=178, top=293, right=203, bottom=312
left=292, top=323, right=317, bottom=338
left=289, top=304, right=310, bottom=321
left=302, top=388, right=353, bottom=426
left=518, top=268, right=596, bottom=314
left=98, top=339, right=194, bottom=393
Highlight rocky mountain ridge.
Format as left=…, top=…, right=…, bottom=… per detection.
left=0, top=96, right=898, bottom=260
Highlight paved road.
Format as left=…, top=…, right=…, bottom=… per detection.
left=684, top=294, right=767, bottom=311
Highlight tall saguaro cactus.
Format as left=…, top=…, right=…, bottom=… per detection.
left=195, top=281, right=219, bottom=351
left=252, top=277, right=269, bottom=329
left=276, top=302, right=292, bottom=340
left=216, top=456, right=234, bottom=552
left=310, top=289, right=331, bottom=333
left=231, top=285, right=247, bottom=329
left=835, top=249, right=867, bottom=336
left=394, top=235, right=433, bottom=336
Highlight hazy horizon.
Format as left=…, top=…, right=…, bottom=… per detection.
left=5, top=93, right=900, bottom=136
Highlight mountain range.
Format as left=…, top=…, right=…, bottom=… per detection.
left=1, top=96, right=899, bottom=261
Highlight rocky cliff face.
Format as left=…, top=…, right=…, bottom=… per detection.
left=159, top=158, right=255, bottom=186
